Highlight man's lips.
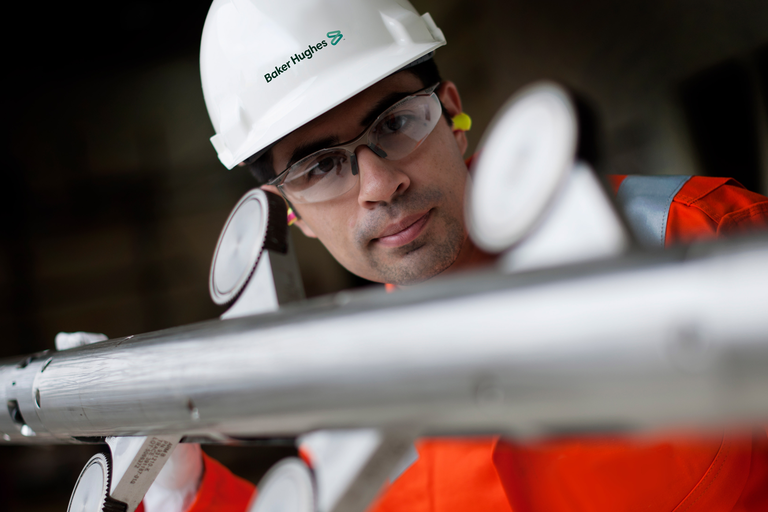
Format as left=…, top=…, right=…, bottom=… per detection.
left=373, top=210, right=432, bottom=248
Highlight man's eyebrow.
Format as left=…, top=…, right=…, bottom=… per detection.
left=287, top=136, right=339, bottom=168
left=285, top=90, right=415, bottom=167
left=359, top=91, right=414, bottom=127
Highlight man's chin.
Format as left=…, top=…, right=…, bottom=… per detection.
left=369, top=238, right=464, bottom=286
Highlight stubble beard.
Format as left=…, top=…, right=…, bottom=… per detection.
left=356, top=188, right=466, bottom=286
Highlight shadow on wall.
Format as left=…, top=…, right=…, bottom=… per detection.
left=678, top=44, right=768, bottom=193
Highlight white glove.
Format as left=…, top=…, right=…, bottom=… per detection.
left=143, top=443, right=204, bottom=512
left=55, top=331, right=108, bottom=350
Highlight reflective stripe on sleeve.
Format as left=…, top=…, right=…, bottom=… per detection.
left=616, top=175, right=691, bottom=248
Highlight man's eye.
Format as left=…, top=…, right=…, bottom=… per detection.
left=378, top=114, right=411, bottom=134
left=294, top=153, right=347, bottom=184
left=311, top=156, right=338, bottom=175
left=308, top=154, right=346, bottom=177
left=285, top=153, right=347, bottom=192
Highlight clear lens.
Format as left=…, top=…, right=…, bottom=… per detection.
left=278, top=90, right=442, bottom=204
left=371, top=94, right=442, bottom=160
left=282, top=149, right=357, bottom=203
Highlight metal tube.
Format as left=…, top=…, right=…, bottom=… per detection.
left=3, top=238, right=768, bottom=445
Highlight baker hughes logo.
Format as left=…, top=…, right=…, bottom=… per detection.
left=264, top=30, right=344, bottom=84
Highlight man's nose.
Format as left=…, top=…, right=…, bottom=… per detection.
left=355, top=146, right=411, bottom=209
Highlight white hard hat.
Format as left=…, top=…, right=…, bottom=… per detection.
left=200, top=0, right=446, bottom=170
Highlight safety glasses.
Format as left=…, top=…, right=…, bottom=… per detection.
left=267, top=83, right=443, bottom=204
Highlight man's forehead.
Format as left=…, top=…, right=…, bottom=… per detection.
left=272, top=72, right=424, bottom=162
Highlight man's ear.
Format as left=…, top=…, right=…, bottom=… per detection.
left=437, top=81, right=468, bottom=157
left=260, top=184, right=318, bottom=238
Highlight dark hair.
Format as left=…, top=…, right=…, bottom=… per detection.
left=404, top=57, right=442, bottom=92
left=244, top=58, right=443, bottom=185
left=244, top=151, right=275, bottom=185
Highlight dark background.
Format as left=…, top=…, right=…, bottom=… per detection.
left=1, top=1, right=767, bottom=510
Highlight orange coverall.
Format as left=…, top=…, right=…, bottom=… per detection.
left=180, top=175, right=768, bottom=512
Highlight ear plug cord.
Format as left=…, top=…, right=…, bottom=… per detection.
left=287, top=207, right=298, bottom=226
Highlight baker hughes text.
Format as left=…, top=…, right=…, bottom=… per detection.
left=265, top=40, right=329, bottom=83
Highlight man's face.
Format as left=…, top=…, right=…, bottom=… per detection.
left=264, top=72, right=472, bottom=285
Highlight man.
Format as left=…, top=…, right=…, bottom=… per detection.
left=259, top=70, right=492, bottom=286
left=143, top=0, right=768, bottom=511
